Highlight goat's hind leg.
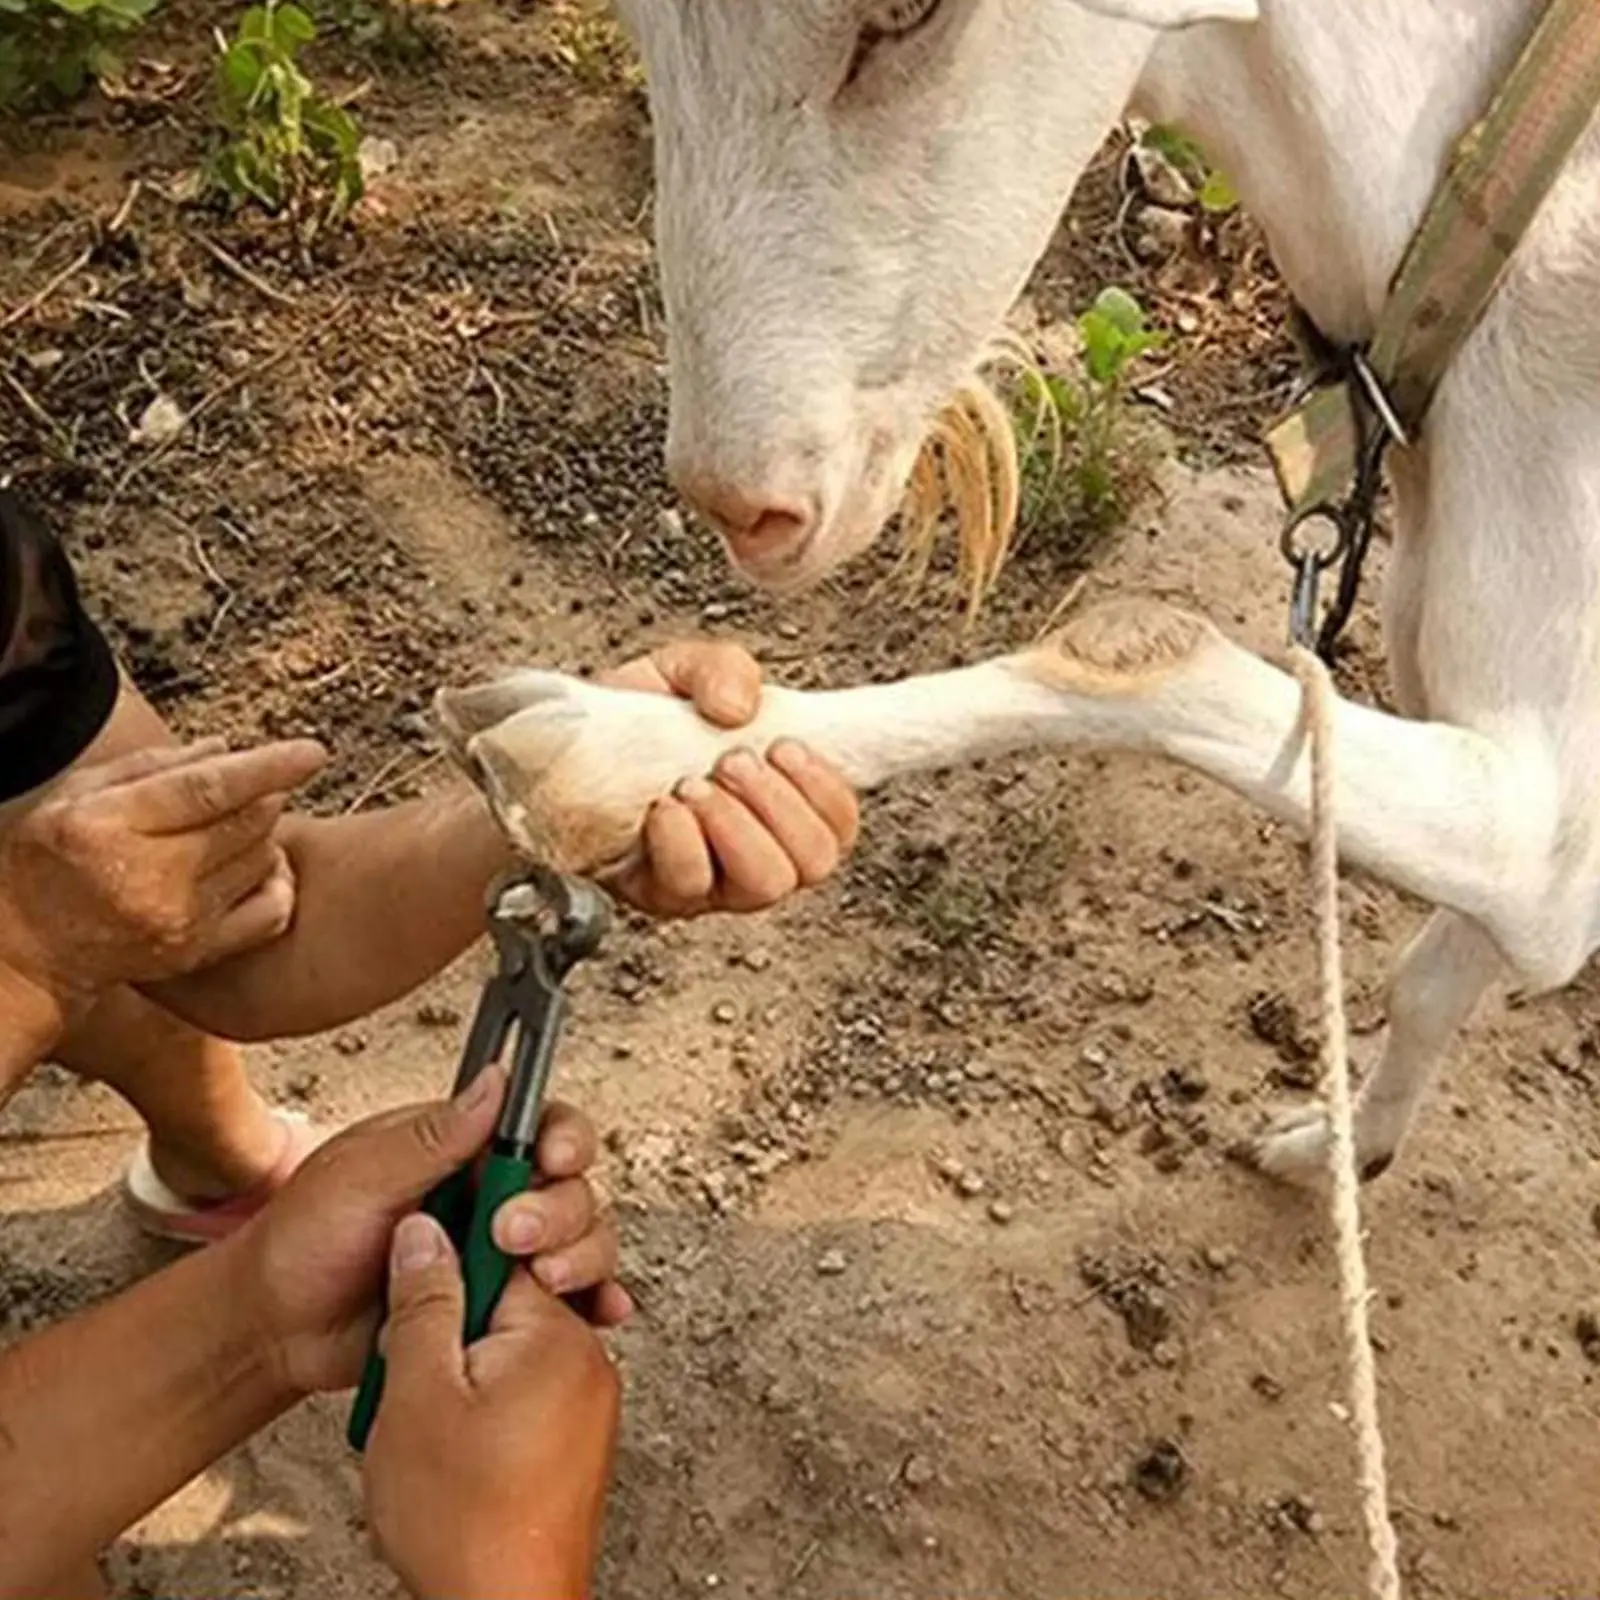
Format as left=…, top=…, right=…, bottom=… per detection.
left=1253, top=910, right=1502, bottom=1185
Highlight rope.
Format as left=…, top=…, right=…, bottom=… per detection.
left=1287, top=645, right=1403, bottom=1600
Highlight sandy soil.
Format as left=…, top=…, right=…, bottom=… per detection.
left=3, top=4, right=1599, bottom=1596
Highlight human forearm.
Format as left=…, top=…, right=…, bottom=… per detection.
left=147, top=784, right=512, bottom=1041
left=0, top=962, right=66, bottom=1100
left=0, top=1237, right=296, bottom=1597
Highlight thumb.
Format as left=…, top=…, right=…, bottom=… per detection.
left=345, top=1067, right=507, bottom=1212
left=382, top=1213, right=467, bottom=1399
left=653, top=641, right=762, bottom=729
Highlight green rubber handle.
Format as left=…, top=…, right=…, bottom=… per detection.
left=346, top=1166, right=478, bottom=1452
left=463, top=1150, right=533, bottom=1343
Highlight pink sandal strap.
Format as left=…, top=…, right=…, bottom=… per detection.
left=123, top=1111, right=325, bottom=1246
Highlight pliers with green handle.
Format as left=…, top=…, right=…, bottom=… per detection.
left=346, top=869, right=611, bottom=1453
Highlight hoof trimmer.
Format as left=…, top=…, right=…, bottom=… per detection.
left=346, top=869, right=611, bottom=1452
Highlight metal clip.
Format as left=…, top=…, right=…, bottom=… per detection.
left=1279, top=505, right=1350, bottom=651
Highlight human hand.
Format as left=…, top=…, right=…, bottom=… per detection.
left=364, top=1216, right=620, bottom=1600
left=601, top=640, right=860, bottom=917
left=238, top=1071, right=630, bottom=1399
left=0, top=738, right=326, bottom=1029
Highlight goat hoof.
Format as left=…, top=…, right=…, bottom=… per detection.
left=432, top=669, right=734, bottom=872
left=1250, top=1103, right=1396, bottom=1190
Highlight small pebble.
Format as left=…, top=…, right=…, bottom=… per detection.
left=988, top=1199, right=1015, bottom=1226
left=957, top=1171, right=986, bottom=1199
left=902, top=1454, right=936, bottom=1489
left=711, top=1001, right=738, bottom=1025
left=1575, top=1310, right=1600, bottom=1363
left=1132, top=1439, right=1189, bottom=1504
left=815, top=1248, right=849, bottom=1277
left=416, top=1002, right=461, bottom=1028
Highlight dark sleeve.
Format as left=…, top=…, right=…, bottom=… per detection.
left=0, top=486, right=120, bottom=803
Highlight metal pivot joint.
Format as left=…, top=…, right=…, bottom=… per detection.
left=467, top=872, right=612, bottom=1151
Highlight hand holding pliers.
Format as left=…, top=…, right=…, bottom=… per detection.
left=347, top=870, right=610, bottom=1452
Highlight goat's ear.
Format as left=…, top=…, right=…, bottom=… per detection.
left=1073, top=0, right=1258, bottom=28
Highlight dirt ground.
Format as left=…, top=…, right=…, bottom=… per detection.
left=4, top=5, right=1600, bottom=1597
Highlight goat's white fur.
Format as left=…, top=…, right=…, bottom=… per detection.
left=453, top=0, right=1600, bottom=1183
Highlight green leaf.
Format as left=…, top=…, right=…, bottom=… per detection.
left=218, top=39, right=263, bottom=104
left=1090, top=286, right=1146, bottom=338
left=1141, top=124, right=1206, bottom=179
left=238, top=5, right=270, bottom=40
left=304, top=95, right=355, bottom=150
left=1197, top=168, right=1239, bottom=213
left=270, top=0, right=315, bottom=48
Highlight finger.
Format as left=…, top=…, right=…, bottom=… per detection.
left=531, top=1213, right=621, bottom=1298
left=60, top=738, right=229, bottom=799
left=536, top=1101, right=598, bottom=1180
left=492, top=1177, right=598, bottom=1258
left=712, top=749, right=842, bottom=888
left=598, top=655, right=671, bottom=696
left=200, top=858, right=298, bottom=959
left=191, top=793, right=290, bottom=872
left=118, top=740, right=327, bottom=833
left=618, top=797, right=715, bottom=914
left=588, top=1280, right=636, bottom=1328
left=486, top=1261, right=593, bottom=1340
left=674, top=777, right=797, bottom=911
left=768, top=742, right=861, bottom=855
left=275, top=1067, right=505, bottom=1169
left=347, top=1067, right=507, bottom=1207
left=649, top=640, right=762, bottom=728
left=563, top=1279, right=635, bottom=1328
left=380, top=1214, right=468, bottom=1400
left=199, top=841, right=282, bottom=914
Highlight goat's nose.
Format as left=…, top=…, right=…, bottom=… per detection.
left=674, top=472, right=815, bottom=571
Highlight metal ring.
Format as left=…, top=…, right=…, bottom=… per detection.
left=1279, top=503, right=1351, bottom=571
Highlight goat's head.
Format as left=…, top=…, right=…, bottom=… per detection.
left=614, top=0, right=1257, bottom=595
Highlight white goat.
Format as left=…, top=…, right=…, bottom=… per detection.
left=442, top=0, right=1600, bottom=1184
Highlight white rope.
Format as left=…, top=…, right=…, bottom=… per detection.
left=1287, top=645, right=1403, bottom=1600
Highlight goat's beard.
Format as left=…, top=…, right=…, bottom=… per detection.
left=896, top=358, right=1023, bottom=618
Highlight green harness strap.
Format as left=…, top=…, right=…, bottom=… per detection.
left=1267, top=0, right=1600, bottom=542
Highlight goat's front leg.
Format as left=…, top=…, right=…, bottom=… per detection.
left=1253, top=910, right=1502, bottom=1185
left=438, top=598, right=1556, bottom=979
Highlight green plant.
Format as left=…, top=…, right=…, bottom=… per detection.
left=0, top=0, right=158, bottom=111
left=1014, top=287, right=1166, bottom=536
left=1140, top=123, right=1239, bottom=214
left=206, top=1, right=363, bottom=249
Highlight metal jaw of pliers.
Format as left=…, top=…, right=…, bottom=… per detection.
left=347, top=870, right=611, bottom=1452
left=448, top=870, right=613, bottom=1122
